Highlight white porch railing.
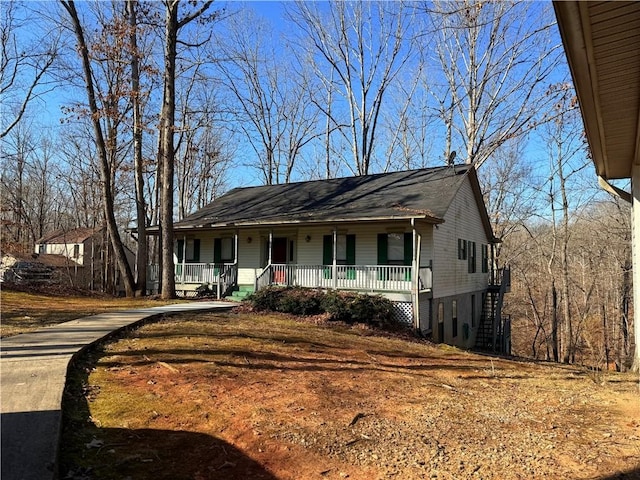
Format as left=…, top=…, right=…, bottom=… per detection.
left=264, top=264, right=432, bottom=292
left=149, top=263, right=433, bottom=295
left=147, top=263, right=237, bottom=293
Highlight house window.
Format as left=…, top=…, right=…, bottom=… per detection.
left=336, top=234, right=347, bottom=264
left=377, top=233, right=412, bottom=266
left=73, top=244, right=80, bottom=259
left=323, top=234, right=355, bottom=266
left=388, top=233, right=405, bottom=265
left=221, top=238, right=234, bottom=262
left=452, top=300, right=458, bottom=338
left=38, top=244, right=45, bottom=254
left=177, top=239, right=200, bottom=262
left=468, top=241, right=476, bottom=273
left=214, top=237, right=234, bottom=263
left=481, top=244, right=489, bottom=273
left=323, top=234, right=356, bottom=279
left=458, top=238, right=467, bottom=260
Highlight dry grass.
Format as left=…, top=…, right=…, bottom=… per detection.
left=0, top=288, right=183, bottom=337
left=60, top=312, right=640, bottom=480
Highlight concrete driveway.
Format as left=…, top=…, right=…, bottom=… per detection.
left=0, top=302, right=233, bottom=480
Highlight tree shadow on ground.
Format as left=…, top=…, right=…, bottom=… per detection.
left=60, top=426, right=279, bottom=480
left=596, top=468, right=640, bottom=480
left=59, top=345, right=280, bottom=480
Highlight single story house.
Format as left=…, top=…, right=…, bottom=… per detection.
left=148, top=164, right=510, bottom=350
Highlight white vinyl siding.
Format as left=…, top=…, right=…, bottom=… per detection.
left=237, top=229, right=262, bottom=285
left=295, top=223, right=433, bottom=267
left=432, top=177, right=490, bottom=298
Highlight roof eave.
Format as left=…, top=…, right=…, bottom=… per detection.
left=157, top=214, right=445, bottom=233
left=553, top=1, right=609, bottom=178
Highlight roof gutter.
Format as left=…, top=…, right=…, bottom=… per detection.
left=598, top=176, right=632, bottom=204
left=165, top=215, right=445, bottom=231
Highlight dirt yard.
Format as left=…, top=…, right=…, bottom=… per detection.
left=60, top=311, right=640, bottom=480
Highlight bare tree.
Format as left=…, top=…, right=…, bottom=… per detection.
left=289, top=1, right=414, bottom=175
left=427, top=0, right=561, bottom=167
left=0, top=2, right=58, bottom=138
left=479, top=140, right=537, bottom=264
left=175, top=80, right=231, bottom=218
left=212, top=9, right=321, bottom=184
left=0, top=123, right=60, bottom=250
left=60, top=0, right=136, bottom=296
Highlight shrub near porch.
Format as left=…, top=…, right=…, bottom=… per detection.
left=247, top=286, right=396, bottom=327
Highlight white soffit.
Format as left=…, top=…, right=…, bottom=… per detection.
left=554, top=1, right=640, bottom=180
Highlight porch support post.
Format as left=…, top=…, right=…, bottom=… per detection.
left=234, top=230, right=239, bottom=265
left=181, top=235, right=186, bottom=286
left=411, top=218, right=420, bottom=330
left=631, top=166, right=640, bottom=371
left=332, top=228, right=337, bottom=289
left=268, top=231, right=273, bottom=265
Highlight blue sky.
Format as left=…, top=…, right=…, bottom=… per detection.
left=3, top=0, right=612, bottom=222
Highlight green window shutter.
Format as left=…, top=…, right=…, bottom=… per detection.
left=403, top=233, right=413, bottom=266
left=404, top=232, right=413, bottom=281
left=193, top=239, right=200, bottom=262
left=377, top=234, right=388, bottom=265
left=213, top=238, right=222, bottom=263
left=177, top=239, right=184, bottom=263
left=377, top=234, right=388, bottom=280
left=322, top=235, right=333, bottom=265
left=468, top=241, right=476, bottom=273
left=346, top=234, right=356, bottom=279
left=346, top=235, right=356, bottom=265
left=482, top=244, right=489, bottom=273
left=323, top=235, right=333, bottom=279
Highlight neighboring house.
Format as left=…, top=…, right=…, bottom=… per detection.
left=35, top=227, right=101, bottom=265
left=148, top=165, right=510, bottom=350
left=34, top=227, right=135, bottom=293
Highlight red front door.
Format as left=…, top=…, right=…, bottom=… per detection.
left=272, top=237, right=288, bottom=284
left=272, top=237, right=288, bottom=264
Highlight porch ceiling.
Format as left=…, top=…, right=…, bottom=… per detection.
left=554, top=1, right=640, bottom=180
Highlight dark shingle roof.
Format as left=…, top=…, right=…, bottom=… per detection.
left=36, top=227, right=101, bottom=245
left=175, top=165, right=476, bottom=229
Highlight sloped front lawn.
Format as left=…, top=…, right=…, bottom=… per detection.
left=60, top=312, right=640, bottom=480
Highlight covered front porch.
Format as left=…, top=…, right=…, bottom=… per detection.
left=146, top=220, right=435, bottom=298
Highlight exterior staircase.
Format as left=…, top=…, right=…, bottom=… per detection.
left=475, top=267, right=511, bottom=354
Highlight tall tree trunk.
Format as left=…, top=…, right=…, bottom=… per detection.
left=551, top=281, right=559, bottom=362
left=157, top=0, right=213, bottom=299
left=621, top=258, right=631, bottom=370
left=159, top=1, right=179, bottom=299
left=559, top=162, right=572, bottom=363
left=127, top=0, right=147, bottom=296
left=61, top=0, right=135, bottom=297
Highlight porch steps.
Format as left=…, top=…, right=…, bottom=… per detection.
left=228, top=285, right=255, bottom=302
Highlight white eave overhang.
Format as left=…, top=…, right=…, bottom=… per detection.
left=553, top=1, right=640, bottom=180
